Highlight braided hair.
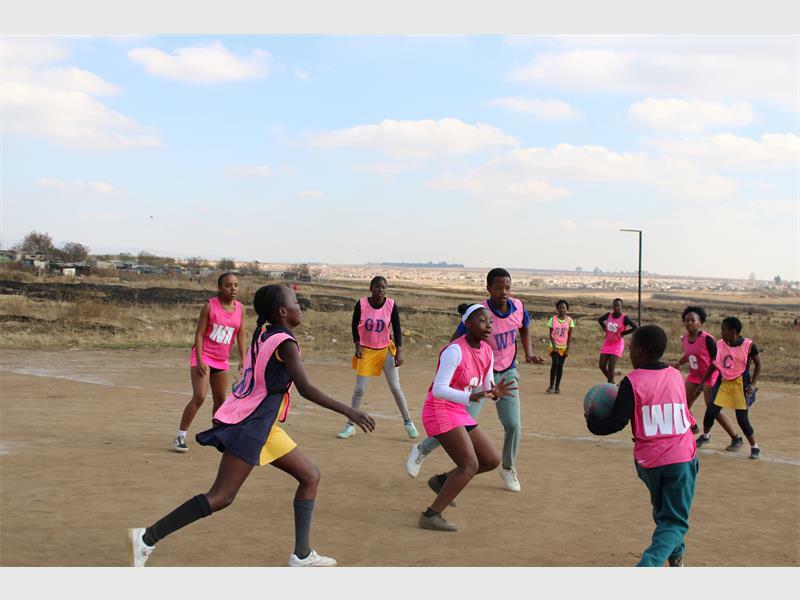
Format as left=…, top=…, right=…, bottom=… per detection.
left=233, top=284, right=288, bottom=399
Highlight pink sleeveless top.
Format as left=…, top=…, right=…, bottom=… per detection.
left=425, top=335, right=494, bottom=400
left=714, top=338, right=752, bottom=381
left=191, top=297, right=243, bottom=370
left=357, top=297, right=395, bottom=349
left=550, top=315, right=573, bottom=348
left=682, top=331, right=719, bottom=386
left=601, top=312, right=627, bottom=355
left=482, top=298, right=525, bottom=372
left=628, top=367, right=696, bottom=468
left=213, top=330, right=296, bottom=425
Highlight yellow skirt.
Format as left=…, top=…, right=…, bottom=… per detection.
left=548, top=345, right=567, bottom=357
left=352, top=340, right=396, bottom=377
left=713, top=376, right=747, bottom=410
left=258, top=396, right=297, bottom=465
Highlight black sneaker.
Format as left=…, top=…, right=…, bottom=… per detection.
left=554, top=388, right=561, bottom=394
left=668, top=554, right=684, bottom=567
left=750, top=447, right=761, bottom=460
left=695, top=434, right=711, bottom=448
left=172, top=435, right=188, bottom=453
left=427, top=474, right=456, bottom=507
left=725, top=436, right=744, bottom=452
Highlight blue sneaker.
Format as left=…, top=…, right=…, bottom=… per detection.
left=404, top=421, right=419, bottom=439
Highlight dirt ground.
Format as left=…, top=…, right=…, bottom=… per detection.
left=0, top=348, right=798, bottom=567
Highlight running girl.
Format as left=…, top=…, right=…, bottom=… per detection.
left=418, top=304, right=513, bottom=532
left=598, top=298, right=638, bottom=384
left=405, top=268, right=544, bottom=493
left=546, top=300, right=575, bottom=394
left=696, top=317, right=762, bottom=459
left=128, top=285, right=375, bottom=567
left=672, top=306, right=739, bottom=444
left=173, top=273, right=245, bottom=452
left=338, top=276, right=418, bottom=439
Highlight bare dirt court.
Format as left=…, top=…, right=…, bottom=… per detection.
left=1, top=348, right=798, bottom=567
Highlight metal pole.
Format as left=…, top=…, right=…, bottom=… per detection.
left=620, top=228, right=643, bottom=325
left=637, top=231, right=642, bottom=325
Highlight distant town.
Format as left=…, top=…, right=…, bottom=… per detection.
left=2, top=230, right=796, bottom=295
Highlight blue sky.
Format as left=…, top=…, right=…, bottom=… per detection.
left=2, top=35, right=798, bottom=279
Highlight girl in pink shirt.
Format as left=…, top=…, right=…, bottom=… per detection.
left=173, top=273, right=246, bottom=453
left=128, top=285, right=375, bottom=567
left=671, top=306, right=738, bottom=444
left=597, top=298, right=638, bottom=384
left=418, top=304, right=515, bottom=532
left=586, top=325, right=697, bottom=567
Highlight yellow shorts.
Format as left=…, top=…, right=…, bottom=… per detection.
left=548, top=345, right=567, bottom=357
left=258, top=396, right=297, bottom=465
left=352, top=340, right=396, bottom=377
left=713, top=376, right=747, bottom=410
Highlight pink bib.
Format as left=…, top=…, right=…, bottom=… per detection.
left=357, top=297, right=394, bottom=349
left=714, top=338, right=752, bottom=381
left=482, top=298, right=525, bottom=371
left=191, top=297, right=243, bottom=369
left=628, top=367, right=696, bottom=468
left=550, top=315, right=573, bottom=347
left=682, top=331, right=719, bottom=386
left=426, top=335, right=494, bottom=398
left=213, top=331, right=295, bottom=425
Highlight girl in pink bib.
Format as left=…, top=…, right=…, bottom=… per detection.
left=418, top=304, right=515, bottom=532
left=546, top=299, right=575, bottom=393
left=696, top=316, right=763, bottom=459
left=597, top=298, right=638, bottom=384
left=128, top=285, right=375, bottom=568
left=338, top=276, right=418, bottom=440
left=671, top=306, right=738, bottom=444
left=586, top=325, right=698, bottom=567
left=173, top=273, right=246, bottom=453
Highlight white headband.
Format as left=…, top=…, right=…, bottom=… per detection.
left=461, top=303, right=486, bottom=323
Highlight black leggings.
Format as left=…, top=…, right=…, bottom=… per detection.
left=549, top=352, right=567, bottom=388
left=703, top=373, right=754, bottom=438
left=703, top=403, right=754, bottom=438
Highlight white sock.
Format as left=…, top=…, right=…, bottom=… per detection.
left=701, top=433, right=710, bottom=439
left=177, top=430, right=187, bottom=439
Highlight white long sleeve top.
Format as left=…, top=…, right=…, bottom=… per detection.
left=431, top=343, right=494, bottom=405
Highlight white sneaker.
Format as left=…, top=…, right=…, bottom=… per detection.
left=288, top=549, right=337, bottom=567
left=405, top=443, right=427, bottom=478
left=127, top=527, right=154, bottom=567
left=499, top=467, right=521, bottom=492
left=337, top=423, right=356, bottom=439
left=172, top=435, right=188, bottom=453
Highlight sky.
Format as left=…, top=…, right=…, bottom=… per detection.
left=1, top=34, right=798, bottom=280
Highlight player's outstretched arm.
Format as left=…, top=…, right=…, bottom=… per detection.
left=281, top=340, right=375, bottom=432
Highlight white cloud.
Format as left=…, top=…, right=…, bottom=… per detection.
left=559, top=219, right=577, bottom=231
left=297, top=190, right=324, bottom=198
left=1, top=37, right=159, bottom=151
left=489, top=97, right=582, bottom=119
left=431, top=171, right=569, bottom=206
left=128, top=42, right=269, bottom=84
left=628, top=98, right=755, bottom=134
left=0, top=37, right=67, bottom=66
left=651, top=133, right=800, bottom=169
left=491, top=143, right=740, bottom=202
left=307, top=118, right=518, bottom=159
left=224, top=164, right=272, bottom=177
left=509, top=37, right=798, bottom=109
left=38, top=177, right=116, bottom=194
